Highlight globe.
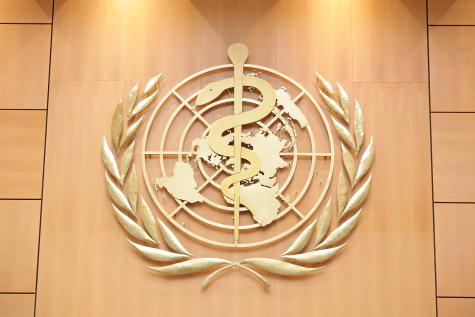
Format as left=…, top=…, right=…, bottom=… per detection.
left=141, top=64, right=335, bottom=248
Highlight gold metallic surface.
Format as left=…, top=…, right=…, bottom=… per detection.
left=320, top=89, right=346, bottom=120
left=341, top=143, right=356, bottom=182
left=332, top=117, right=357, bottom=151
left=241, top=258, right=322, bottom=276
left=138, top=197, right=160, bottom=244
left=101, top=47, right=375, bottom=288
left=127, top=83, right=139, bottom=115
left=337, top=169, right=349, bottom=218
left=119, top=116, right=143, bottom=150
left=105, top=172, right=134, bottom=215
left=102, top=137, right=121, bottom=183
left=314, top=199, right=332, bottom=246
left=125, top=164, right=138, bottom=213
left=158, top=219, right=192, bottom=256
left=354, top=138, right=375, bottom=185
left=120, top=141, right=135, bottom=183
left=147, top=258, right=232, bottom=275
left=317, top=209, right=362, bottom=249
left=129, top=240, right=189, bottom=262
left=282, top=243, right=346, bottom=264
left=341, top=175, right=372, bottom=218
left=113, top=204, right=154, bottom=244
left=281, top=219, right=316, bottom=256
left=353, top=99, right=365, bottom=153
left=143, top=73, right=162, bottom=96
left=110, top=100, right=124, bottom=150
left=336, top=82, right=350, bottom=123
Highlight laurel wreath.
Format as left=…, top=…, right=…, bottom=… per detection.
left=102, top=73, right=374, bottom=289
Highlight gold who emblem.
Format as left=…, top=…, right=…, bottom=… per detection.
left=101, top=43, right=375, bottom=288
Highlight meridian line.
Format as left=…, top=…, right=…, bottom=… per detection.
left=173, top=91, right=210, bottom=127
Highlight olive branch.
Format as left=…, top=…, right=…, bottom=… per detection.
left=101, top=73, right=374, bottom=290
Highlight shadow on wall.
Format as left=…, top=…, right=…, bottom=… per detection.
left=189, top=0, right=279, bottom=41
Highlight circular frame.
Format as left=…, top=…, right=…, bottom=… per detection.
left=141, top=64, right=335, bottom=248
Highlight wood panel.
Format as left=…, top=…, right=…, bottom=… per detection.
left=432, top=113, right=475, bottom=202
left=36, top=1, right=437, bottom=316
left=429, top=0, right=475, bottom=25
left=0, top=200, right=40, bottom=292
left=0, top=25, right=51, bottom=109
left=438, top=298, right=475, bottom=317
left=51, top=0, right=128, bottom=81
left=0, top=110, right=46, bottom=199
left=0, top=294, right=35, bottom=317
left=275, top=83, right=435, bottom=317
left=429, top=27, right=475, bottom=112
left=435, top=203, right=475, bottom=296
left=352, top=0, right=428, bottom=83
left=0, top=0, right=52, bottom=23
left=275, top=0, right=352, bottom=84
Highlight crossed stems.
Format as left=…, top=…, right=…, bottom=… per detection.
left=203, top=261, right=270, bottom=289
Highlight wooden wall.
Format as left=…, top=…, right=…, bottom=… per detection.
left=0, top=0, right=473, bottom=316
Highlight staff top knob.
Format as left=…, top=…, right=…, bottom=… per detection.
left=228, top=43, right=249, bottom=66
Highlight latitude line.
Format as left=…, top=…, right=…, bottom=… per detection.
left=172, top=91, right=210, bottom=127
left=144, top=150, right=332, bottom=158
left=278, top=193, right=305, bottom=219
left=168, top=166, right=225, bottom=217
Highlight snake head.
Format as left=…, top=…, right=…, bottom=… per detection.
left=196, top=81, right=224, bottom=106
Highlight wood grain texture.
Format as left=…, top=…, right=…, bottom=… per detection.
left=51, top=0, right=128, bottom=80
left=275, top=83, right=435, bottom=317
left=429, top=27, right=475, bottom=112
left=438, top=298, right=475, bottom=317
left=352, top=0, right=428, bottom=83
left=0, top=110, right=46, bottom=198
left=0, top=0, right=52, bottom=23
left=432, top=114, right=475, bottom=202
left=0, top=200, right=40, bottom=292
left=429, top=0, right=475, bottom=25
left=35, top=0, right=437, bottom=316
left=435, top=203, right=475, bottom=296
left=0, top=294, right=35, bottom=317
left=0, top=25, right=51, bottom=109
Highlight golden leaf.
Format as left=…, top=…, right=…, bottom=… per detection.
left=105, top=172, right=134, bottom=216
left=282, top=243, right=346, bottom=264
left=147, top=258, right=232, bottom=275
left=320, top=90, right=345, bottom=120
left=337, top=169, right=349, bottom=219
left=241, top=258, right=322, bottom=276
left=332, top=117, right=356, bottom=151
left=158, top=219, right=192, bottom=256
left=125, top=164, right=138, bottom=214
left=315, top=199, right=332, bottom=246
left=112, top=205, right=154, bottom=244
left=341, top=175, right=372, bottom=219
left=281, top=219, right=316, bottom=256
left=138, top=196, right=160, bottom=244
left=102, top=137, right=121, bottom=183
left=143, top=73, right=162, bottom=96
left=336, top=83, right=350, bottom=123
left=130, top=91, right=158, bottom=118
left=315, top=72, right=335, bottom=97
left=128, top=240, right=189, bottom=262
left=119, top=116, right=143, bottom=150
left=354, top=99, right=365, bottom=153
left=341, top=143, right=356, bottom=183
left=202, top=263, right=270, bottom=289
left=120, top=141, right=135, bottom=183
left=127, top=83, right=139, bottom=114
left=354, top=137, right=375, bottom=185
left=110, top=100, right=124, bottom=150
left=317, top=209, right=362, bottom=249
